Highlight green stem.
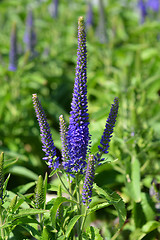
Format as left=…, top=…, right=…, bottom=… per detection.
left=38, top=213, right=43, bottom=230
left=80, top=206, right=88, bottom=237
left=110, top=229, right=120, bottom=240
left=0, top=206, right=5, bottom=239
left=75, top=176, right=82, bottom=239
left=56, top=172, right=76, bottom=201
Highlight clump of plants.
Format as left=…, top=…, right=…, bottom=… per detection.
left=0, top=17, right=126, bottom=239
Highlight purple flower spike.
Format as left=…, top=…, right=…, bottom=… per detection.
left=8, top=23, right=17, bottom=71
left=97, top=97, right=119, bottom=163
left=82, top=154, right=95, bottom=205
left=49, top=0, right=59, bottom=18
left=147, top=0, right=159, bottom=12
left=59, top=115, right=70, bottom=164
left=138, top=0, right=148, bottom=24
left=86, top=2, right=93, bottom=29
left=32, top=94, right=59, bottom=169
left=66, top=16, right=90, bottom=173
left=24, top=10, right=36, bottom=54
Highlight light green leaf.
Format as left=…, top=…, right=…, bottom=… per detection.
left=93, top=184, right=126, bottom=228
left=65, top=215, right=82, bottom=238
left=12, top=209, right=48, bottom=219
left=9, top=166, right=38, bottom=180
left=4, top=158, right=18, bottom=169
left=50, top=197, right=76, bottom=227
left=84, top=226, right=103, bottom=240
left=3, top=174, right=10, bottom=193
left=141, top=193, right=155, bottom=221
left=142, top=221, right=160, bottom=233
left=126, top=157, right=141, bottom=202
left=88, top=202, right=111, bottom=215
left=14, top=182, right=36, bottom=194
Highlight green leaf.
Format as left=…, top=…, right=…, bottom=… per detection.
left=133, top=202, right=146, bottom=228
left=130, top=229, right=146, bottom=240
left=141, top=193, right=155, bottom=222
left=65, top=215, right=82, bottom=238
left=4, top=158, right=18, bottom=170
left=93, top=183, right=117, bottom=202
left=50, top=197, right=76, bottom=227
left=41, top=226, right=53, bottom=240
left=141, top=48, right=157, bottom=61
left=3, top=174, right=10, bottom=194
left=14, top=224, right=41, bottom=239
left=57, top=236, right=66, bottom=240
left=12, top=208, right=48, bottom=219
left=14, top=182, right=36, bottom=194
left=9, top=166, right=38, bottom=180
left=84, top=226, right=103, bottom=240
left=93, top=184, right=126, bottom=228
left=49, top=169, right=58, bottom=177
left=142, top=221, right=160, bottom=233
left=111, top=192, right=126, bottom=228
left=88, top=202, right=111, bottom=215
left=125, top=157, right=141, bottom=202
left=13, top=193, right=33, bottom=211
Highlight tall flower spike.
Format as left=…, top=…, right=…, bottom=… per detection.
left=49, top=0, right=59, bottom=18
left=0, top=152, right=4, bottom=205
left=59, top=115, right=70, bottom=165
left=32, top=94, right=59, bottom=169
left=96, top=97, right=119, bottom=163
left=8, top=23, right=17, bottom=71
left=138, top=0, right=147, bottom=24
left=82, top=154, right=95, bottom=206
left=35, top=175, right=44, bottom=209
left=24, top=10, right=36, bottom=54
left=66, top=16, right=90, bottom=173
left=96, top=0, right=107, bottom=43
left=86, top=2, right=93, bottom=29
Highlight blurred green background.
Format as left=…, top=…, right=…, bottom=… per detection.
left=0, top=0, right=160, bottom=239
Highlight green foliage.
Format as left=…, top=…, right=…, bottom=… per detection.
left=0, top=0, right=160, bottom=239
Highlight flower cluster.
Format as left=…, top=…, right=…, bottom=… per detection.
left=32, top=94, right=59, bottom=169
left=8, top=23, right=17, bottom=71
left=82, top=154, right=95, bottom=205
left=33, top=16, right=119, bottom=204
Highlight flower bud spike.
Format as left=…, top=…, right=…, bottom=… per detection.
left=8, top=23, right=17, bottom=71
left=24, top=10, right=36, bottom=54
left=59, top=115, right=70, bottom=166
left=86, top=2, right=93, bottom=29
left=82, top=154, right=95, bottom=206
left=32, top=94, right=59, bottom=169
left=35, top=175, right=44, bottom=209
left=96, top=97, right=119, bottom=163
